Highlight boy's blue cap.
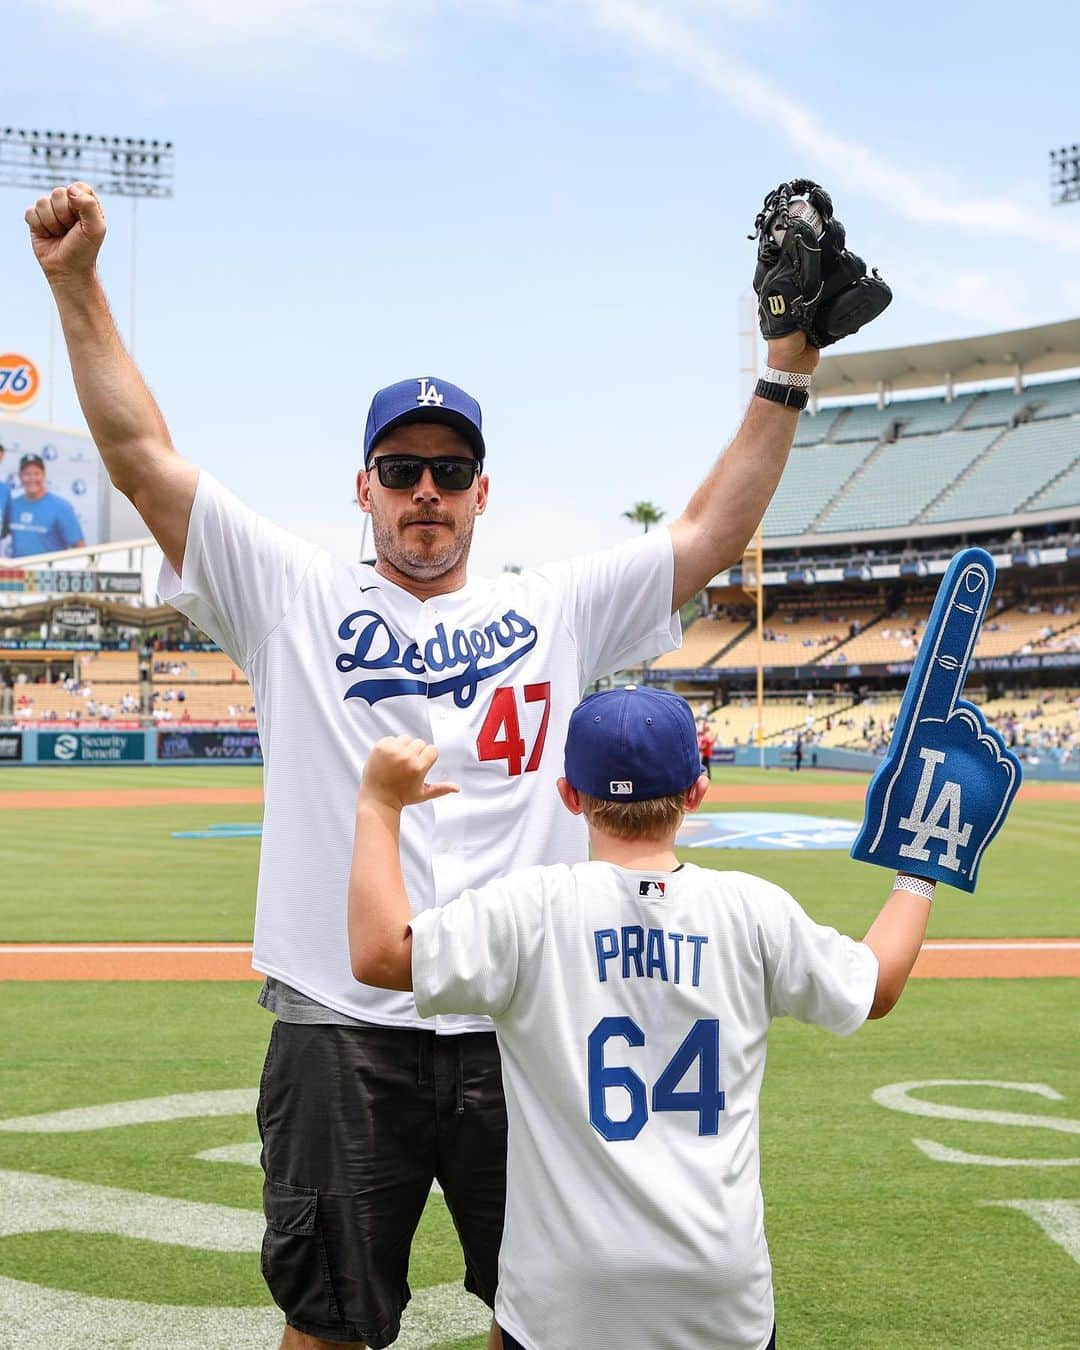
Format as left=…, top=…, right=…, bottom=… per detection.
left=364, top=377, right=485, bottom=465
left=564, top=686, right=701, bottom=802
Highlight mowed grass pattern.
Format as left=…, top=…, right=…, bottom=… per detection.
left=0, top=766, right=1075, bottom=940
left=0, top=764, right=1077, bottom=1346
left=0, top=982, right=1076, bottom=1348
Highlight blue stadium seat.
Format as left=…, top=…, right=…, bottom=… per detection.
left=1027, top=459, right=1080, bottom=511
left=793, top=410, right=839, bottom=446
left=923, top=419, right=1080, bottom=520
left=763, top=441, right=877, bottom=537
left=826, top=402, right=900, bottom=443
left=891, top=393, right=975, bottom=436
left=1030, top=378, right=1080, bottom=420
left=960, top=387, right=1040, bottom=429
left=814, top=428, right=1000, bottom=532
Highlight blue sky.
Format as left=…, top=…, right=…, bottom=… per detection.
left=4, top=0, right=1079, bottom=574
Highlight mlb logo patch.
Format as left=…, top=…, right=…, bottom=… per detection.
left=610, top=780, right=633, bottom=795
left=639, top=880, right=666, bottom=897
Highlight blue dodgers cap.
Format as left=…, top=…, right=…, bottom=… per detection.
left=564, top=686, right=702, bottom=802
left=364, top=376, right=485, bottom=465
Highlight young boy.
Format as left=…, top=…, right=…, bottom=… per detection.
left=349, top=686, right=934, bottom=1350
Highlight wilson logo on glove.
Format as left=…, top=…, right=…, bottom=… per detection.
left=850, top=548, right=1022, bottom=892
left=751, top=179, right=892, bottom=348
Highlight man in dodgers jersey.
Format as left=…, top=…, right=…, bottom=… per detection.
left=30, top=181, right=820, bottom=1350
left=350, top=689, right=936, bottom=1350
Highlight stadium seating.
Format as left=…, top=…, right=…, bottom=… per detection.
left=827, top=401, right=899, bottom=443
left=764, top=377, right=1080, bottom=539
left=651, top=615, right=751, bottom=669
left=960, top=387, right=1037, bottom=429
left=714, top=606, right=862, bottom=669
left=150, top=650, right=247, bottom=683
left=1028, top=460, right=1080, bottom=511
left=762, top=441, right=877, bottom=536
left=80, top=651, right=139, bottom=681
left=815, top=427, right=1001, bottom=532
left=792, top=410, right=839, bottom=445
left=151, top=686, right=255, bottom=720
left=892, top=393, right=975, bottom=436
left=1029, top=377, right=1080, bottom=420
left=924, top=419, right=1079, bottom=522
left=705, top=697, right=823, bottom=746
left=12, top=684, right=141, bottom=720
left=974, top=597, right=1079, bottom=657
left=822, top=606, right=931, bottom=666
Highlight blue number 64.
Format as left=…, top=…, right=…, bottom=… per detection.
left=587, top=1016, right=725, bottom=1143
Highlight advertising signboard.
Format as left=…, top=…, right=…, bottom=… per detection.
left=1, top=419, right=100, bottom=558
left=0, top=732, right=23, bottom=761
left=158, top=729, right=263, bottom=761
left=38, top=731, right=145, bottom=763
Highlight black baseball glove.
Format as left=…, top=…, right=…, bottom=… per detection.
left=751, top=179, right=891, bottom=348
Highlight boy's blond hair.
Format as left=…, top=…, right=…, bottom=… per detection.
left=578, top=790, right=686, bottom=842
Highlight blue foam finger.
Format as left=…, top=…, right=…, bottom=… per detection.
left=850, top=548, right=1022, bottom=892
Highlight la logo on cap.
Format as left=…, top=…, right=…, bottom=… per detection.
left=416, top=378, right=444, bottom=407
left=610, top=780, right=632, bottom=795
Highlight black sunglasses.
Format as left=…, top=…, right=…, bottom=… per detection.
left=370, top=455, right=480, bottom=492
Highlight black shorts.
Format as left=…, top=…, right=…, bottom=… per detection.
left=257, top=1020, right=507, bottom=1347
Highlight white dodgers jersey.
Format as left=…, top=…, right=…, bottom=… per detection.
left=158, top=471, right=680, bottom=1030
left=410, top=863, right=879, bottom=1350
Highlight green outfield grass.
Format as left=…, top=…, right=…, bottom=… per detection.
left=1, top=765, right=1077, bottom=1346
left=0, top=766, right=1074, bottom=940
left=0, top=981, right=1076, bottom=1348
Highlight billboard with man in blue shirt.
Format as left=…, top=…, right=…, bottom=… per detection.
left=4, top=452, right=86, bottom=557
left=0, top=443, right=11, bottom=535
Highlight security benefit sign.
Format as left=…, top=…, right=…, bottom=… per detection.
left=38, top=731, right=146, bottom=764
left=851, top=549, right=1021, bottom=892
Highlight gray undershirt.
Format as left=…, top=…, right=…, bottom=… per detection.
left=258, top=976, right=373, bottom=1026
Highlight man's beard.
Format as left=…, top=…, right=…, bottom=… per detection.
left=370, top=508, right=476, bottom=581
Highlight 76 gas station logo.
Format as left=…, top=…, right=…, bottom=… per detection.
left=0, top=353, right=40, bottom=411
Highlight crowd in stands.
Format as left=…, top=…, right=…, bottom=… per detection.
left=691, top=685, right=1079, bottom=767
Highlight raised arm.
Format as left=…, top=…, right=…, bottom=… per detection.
left=349, top=737, right=460, bottom=991
left=26, top=182, right=197, bottom=575
left=669, top=180, right=892, bottom=610
left=861, top=876, right=935, bottom=1018
left=668, top=332, right=817, bottom=608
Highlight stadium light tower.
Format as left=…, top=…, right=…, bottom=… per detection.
left=0, top=127, right=175, bottom=399
left=1049, top=144, right=1080, bottom=206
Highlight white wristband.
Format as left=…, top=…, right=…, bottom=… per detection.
left=894, top=872, right=936, bottom=902
left=762, top=366, right=812, bottom=390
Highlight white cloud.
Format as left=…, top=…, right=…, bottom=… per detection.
left=890, top=259, right=1034, bottom=332
left=31, top=0, right=1080, bottom=257
left=573, top=0, right=1080, bottom=253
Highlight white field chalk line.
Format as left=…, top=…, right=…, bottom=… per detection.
left=919, top=942, right=1080, bottom=951
left=0, top=944, right=255, bottom=954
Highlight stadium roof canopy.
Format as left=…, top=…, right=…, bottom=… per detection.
left=815, top=317, right=1080, bottom=401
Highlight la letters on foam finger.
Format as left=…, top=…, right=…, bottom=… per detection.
left=850, top=547, right=1022, bottom=892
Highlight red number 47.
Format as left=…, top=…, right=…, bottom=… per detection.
left=476, top=682, right=552, bottom=777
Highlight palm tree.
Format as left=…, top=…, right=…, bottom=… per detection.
left=622, top=501, right=666, bottom=533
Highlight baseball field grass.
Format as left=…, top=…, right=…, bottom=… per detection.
left=1, top=764, right=1077, bottom=1347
